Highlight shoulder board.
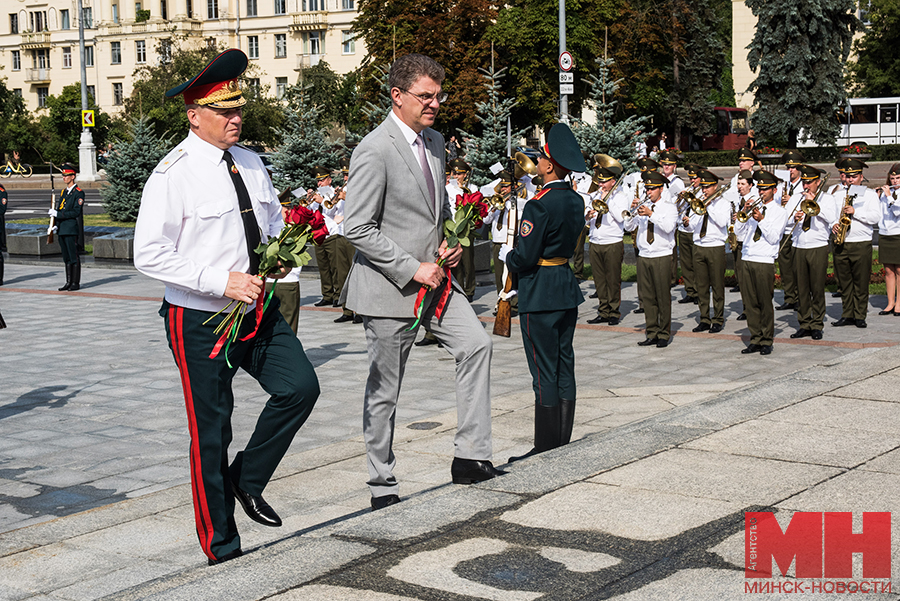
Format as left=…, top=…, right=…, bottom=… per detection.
left=155, top=147, right=188, bottom=173
left=75, top=186, right=82, bottom=192
left=0, top=184, right=5, bottom=191
left=532, top=188, right=551, bottom=201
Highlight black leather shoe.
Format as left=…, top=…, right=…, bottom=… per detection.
left=832, top=317, right=855, bottom=327
left=811, top=330, right=823, bottom=340
left=371, top=494, right=401, bottom=511
left=730, top=286, right=740, bottom=292
left=692, top=323, right=710, bottom=332
left=790, top=329, right=810, bottom=339
left=414, top=336, right=440, bottom=347
left=656, top=338, right=670, bottom=348
left=231, top=481, right=282, bottom=527
left=709, top=323, right=723, bottom=333
left=587, top=315, right=608, bottom=324
left=879, top=309, right=894, bottom=315
left=334, top=314, right=354, bottom=323
left=353, top=315, right=363, bottom=324
left=832, top=291, right=842, bottom=298
left=607, top=317, right=619, bottom=326
left=678, top=296, right=694, bottom=304
left=759, top=345, right=773, bottom=355
left=776, top=303, right=796, bottom=311
left=208, top=548, right=243, bottom=566
left=856, top=319, right=867, bottom=328
left=637, top=337, right=658, bottom=346
left=589, top=292, right=598, bottom=298
left=451, top=458, right=506, bottom=484
left=741, top=344, right=761, bottom=354
left=332, top=299, right=341, bottom=307
left=736, top=313, right=747, bottom=321
left=314, top=298, right=331, bottom=307
left=634, top=308, right=645, bottom=314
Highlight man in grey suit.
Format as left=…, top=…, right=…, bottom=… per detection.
left=343, top=54, right=504, bottom=510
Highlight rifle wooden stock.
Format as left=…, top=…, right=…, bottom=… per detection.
left=493, top=270, right=514, bottom=337
left=47, top=192, right=56, bottom=244
left=493, top=161, right=521, bottom=337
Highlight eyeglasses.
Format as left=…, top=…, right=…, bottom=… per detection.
left=400, top=88, right=449, bottom=105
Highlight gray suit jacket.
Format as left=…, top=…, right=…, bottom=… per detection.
left=343, top=115, right=452, bottom=318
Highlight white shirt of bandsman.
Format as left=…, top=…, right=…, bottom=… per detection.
left=684, top=177, right=730, bottom=247
left=829, top=169, right=880, bottom=243
left=734, top=177, right=788, bottom=263
left=791, top=167, right=838, bottom=249
left=585, top=176, right=629, bottom=245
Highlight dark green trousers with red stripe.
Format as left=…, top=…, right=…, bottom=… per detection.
left=162, top=299, right=319, bottom=561
left=520, top=308, right=578, bottom=408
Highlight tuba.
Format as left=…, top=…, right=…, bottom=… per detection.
left=590, top=154, right=624, bottom=215
left=512, top=151, right=538, bottom=181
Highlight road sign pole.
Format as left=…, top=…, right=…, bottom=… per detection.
left=559, top=0, right=567, bottom=123
left=76, top=0, right=98, bottom=182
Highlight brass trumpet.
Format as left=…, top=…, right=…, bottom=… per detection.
left=690, top=185, right=727, bottom=216
left=736, top=198, right=764, bottom=222
left=322, top=186, right=341, bottom=209
left=623, top=192, right=652, bottom=220
left=486, top=193, right=507, bottom=212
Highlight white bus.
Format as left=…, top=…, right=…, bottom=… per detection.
left=798, top=96, right=900, bottom=147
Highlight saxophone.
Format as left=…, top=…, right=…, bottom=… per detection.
left=833, top=187, right=856, bottom=245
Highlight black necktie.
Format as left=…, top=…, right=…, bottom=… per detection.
left=646, top=207, right=655, bottom=244
left=223, top=151, right=261, bottom=275
left=699, top=213, right=709, bottom=238
left=753, top=206, right=766, bottom=241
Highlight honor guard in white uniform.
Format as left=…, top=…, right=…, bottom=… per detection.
left=734, top=170, right=788, bottom=355
left=684, top=170, right=729, bottom=333
left=789, top=165, right=839, bottom=340
left=776, top=150, right=806, bottom=311
left=625, top=171, right=677, bottom=347
left=830, top=158, right=880, bottom=328
left=585, top=165, right=629, bottom=325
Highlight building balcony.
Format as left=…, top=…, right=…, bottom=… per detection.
left=290, top=11, right=327, bottom=31
left=295, top=53, right=323, bottom=70
left=20, top=32, right=52, bottom=50
left=25, top=67, right=51, bottom=83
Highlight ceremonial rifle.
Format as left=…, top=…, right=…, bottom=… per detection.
left=493, top=157, right=521, bottom=337
left=47, top=163, right=56, bottom=244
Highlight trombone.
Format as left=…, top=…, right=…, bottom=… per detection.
left=690, top=185, right=726, bottom=215
left=781, top=174, right=830, bottom=252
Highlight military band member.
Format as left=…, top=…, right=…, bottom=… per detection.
left=446, top=159, right=477, bottom=301
left=309, top=166, right=338, bottom=307
left=876, top=164, right=900, bottom=315
left=790, top=165, right=838, bottom=340
left=776, top=150, right=806, bottom=310
left=625, top=171, right=677, bottom=347
left=734, top=171, right=787, bottom=355
left=501, top=123, right=586, bottom=459
left=625, top=157, right=661, bottom=316
left=829, top=160, right=851, bottom=299
left=728, top=148, right=759, bottom=293
left=659, top=151, right=685, bottom=289
left=484, top=170, right=524, bottom=312
left=685, top=170, right=728, bottom=333
left=830, top=158, right=880, bottom=328
left=51, top=164, right=84, bottom=291
left=732, top=170, right=758, bottom=321
left=585, top=166, right=628, bottom=325
left=676, top=163, right=702, bottom=304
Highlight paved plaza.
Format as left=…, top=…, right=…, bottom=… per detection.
left=1, top=259, right=899, bottom=600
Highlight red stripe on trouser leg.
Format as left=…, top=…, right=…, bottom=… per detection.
left=170, top=305, right=216, bottom=561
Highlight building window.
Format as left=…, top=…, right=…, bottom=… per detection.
left=342, top=30, right=355, bottom=54
left=33, top=49, right=49, bottom=69
left=11, top=50, right=20, bottom=71
left=87, top=85, right=95, bottom=101
left=135, top=2, right=142, bottom=12
left=306, top=31, right=320, bottom=55
left=113, top=83, right=124, bottom=105
left=341, top=0, right=353, bottom=9
left=207, top=0, right=218, bottom=19
left=85, top=46, right=94, bottom=67
left=248, top=77, right=259, bottom=92
left=60, top=10, right=70, bottom=29
left=112, top=4, right=119, bottom=23
left=248, top=36, right=259, bottom=59
left=111, top=41, right=121, bottom=64
left=303, top=0, right=319, bottom=10
left=275, top=34, right=286, bottom=58
left=160, top=0, right=168, bottom=20
left=37, top=87, right=49, bottom=108
left=275, top=0, right=286, bottom=14
left=276, top=77, right=287, bottom=99
left=30, top=11, right=47, bottom=32
left=159, top=39, right=172, bottom=63
left=82, top=7, right=93, bottom=28
left=9, top=14, right=18, bottom=34
left=63, top=47, right=72, bottom=68
left=13, top=88, right=22, bottom=98
left=246, top=0, right=257, bottom=17
left=136, top=40, right=146, bottom=63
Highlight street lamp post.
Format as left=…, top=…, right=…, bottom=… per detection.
left=76, top=0, right=98, bottom=182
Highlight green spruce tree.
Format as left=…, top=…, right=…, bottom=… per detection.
left=571, top=58, right=652, bottom=173
left=458, top=65, right=528, bottom=187
left=270, top=83, right=340, bottom=193
left=360, top=64, right=392, bottom=131
left=746, top=0, right=860, bottom=147
left=101, top=115, right=173, bottom=222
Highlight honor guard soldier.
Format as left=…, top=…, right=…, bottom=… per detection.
left=776, top=150, right=806, bottom=311
left=877, top=164, right=900, bottom=315
left=676, top=163, right=703, bottom=304
left=446, top=159, right=477, bottom=301
left=685, top=170, right=728, bottom=333
left=501, top=123, right=585, bottom=460
left=790, top=165, right=838, bottom=340
left=51, top=164, right=84, bottom=291
left=626, top=170, right=678, bottom=347
left=585, top=165, right=628, bottom=325
left=134, top=49, right=319, bottom=564
left=734, top=171, right=788, bottom=355
left=830, top=158, right=880, bottom=328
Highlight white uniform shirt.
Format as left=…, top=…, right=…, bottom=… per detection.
left=134, top=131, right=283, bottom=313
left=625, top=199, right=677, bottom=258
left=781, top=178, right=805, bottom=234
left=832, top=185, right=880, bottom=243
left=485, top=194, right=528, bottom=243
left=792, top=191, right=838, bottom=249
left=685, top=191, right=730, bottom=247
left=666, top=173, right=685, bottom=198
left=734, top=200, right=787, bottom=264
left=879, top=188, right=900, bottom=236
left=587, top=188, right=628, bottom=245
left=446, top=180, right=464, bottom=209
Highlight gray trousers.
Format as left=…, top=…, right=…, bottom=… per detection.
left=362, top=289, right=493, bottom=497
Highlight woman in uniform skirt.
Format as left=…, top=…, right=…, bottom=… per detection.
left=877, top=164, right=900, bottom=315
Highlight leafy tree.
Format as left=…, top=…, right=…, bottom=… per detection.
left=334, top=69, right=369, bottom=136
left=746, top=0, right=860, bottom=147
left=847, top=0, right=900, bottom=97
left=458, top=66, right=529, bottom=187
left=299, top=61, right=342, bottom=128
left=101, top=115, right=174, bottom=222
left=269, top=84, right=340, bottom=193
left=41, top=84, right=110, bottom=166
left=571, top=58, right=652, bottom=173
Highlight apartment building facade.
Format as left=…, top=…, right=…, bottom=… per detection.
left=1, top=0, right=366, bottom=114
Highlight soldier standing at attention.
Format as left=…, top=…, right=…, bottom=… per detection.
left=51, top=164, right=84, bottom=291
left=502, top=123, right=586, bottom=461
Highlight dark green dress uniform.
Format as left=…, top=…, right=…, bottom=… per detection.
left=57, top=182, right=85, bottom=290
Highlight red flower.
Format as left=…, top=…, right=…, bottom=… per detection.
left=286, top=205, right=328, bottom=245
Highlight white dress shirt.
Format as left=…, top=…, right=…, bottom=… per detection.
left=625, top=200, right=677, bottom=258
left=734, top=200, right=788, bottom=264
left=879, top=189, right=900, bottom=236
left=685, top=191, right=730, bottom=247
left=587, top=188, right=628, bottom=245
left=832, top=185, right=880, bottom=243
left=781, top=178, right=804, bottom=234
left=792, top=191, right=838, bottom=249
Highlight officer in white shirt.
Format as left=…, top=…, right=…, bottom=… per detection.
left=830, top=158, right=880, bottom=328
left=877, top=164, right=900, bottom=314
left=776, top=150, right=806, bottom=311
left=658, top=151, right=684, bottom=288
left=734, top=170, right=787, bottom=355
left=133, top=49, right=318, bottom=565
left=675, top=163, right=703, bottom=304
left=585, top=166, right=629, bottom=325
left=790, top=165, right=839, bottom=340
left=731, top=169, right=759, bottom=320
left=684, top=170, right=729, bottom=333
left=625, top=171, right=677, bottom=347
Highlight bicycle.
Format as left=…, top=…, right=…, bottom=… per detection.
left=0, top=160, right=33, bottom=178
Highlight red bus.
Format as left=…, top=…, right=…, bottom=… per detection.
left=702, top=107, right=750, bottom=150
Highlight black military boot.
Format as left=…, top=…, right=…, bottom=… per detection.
left=59, top=264, right=72, bottom=291
left=559, top=399, right=576, bottom=446
left=69, top=262, right=81, bottom=291
left=509, top=404, right=562, bottom=462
